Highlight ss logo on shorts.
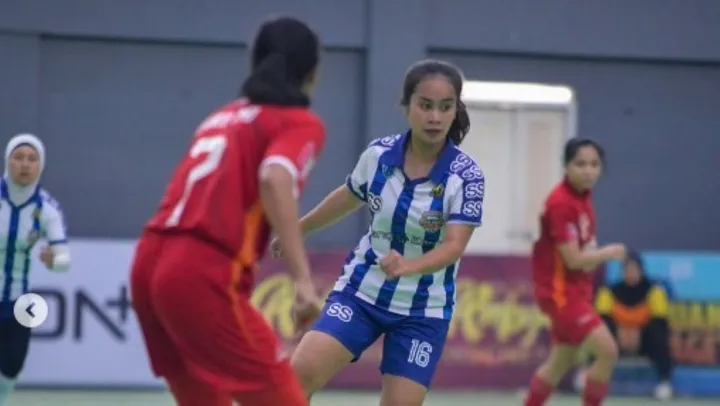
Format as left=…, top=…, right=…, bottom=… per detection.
left=326, top=303, right=353, bottom=323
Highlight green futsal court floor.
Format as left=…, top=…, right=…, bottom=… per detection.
left=8, top=389, right=720, bottom=406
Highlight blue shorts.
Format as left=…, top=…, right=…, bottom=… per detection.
left=311, top=291, right=450, bottom=388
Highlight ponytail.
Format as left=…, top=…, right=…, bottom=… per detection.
left=448, top=100, right=470, bottom=146
left=241, top=53, right=310, bottom=107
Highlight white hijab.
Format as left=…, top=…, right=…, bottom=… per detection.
left=3, top=133, right=45, bottom=205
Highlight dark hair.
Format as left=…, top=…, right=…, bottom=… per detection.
left=241, top=17, right=319, bottom=107
left=563, top=138, right=606, bottom=165
left=400, top=59, right=471, bottom=146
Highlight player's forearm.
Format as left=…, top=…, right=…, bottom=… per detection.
left=260, top=168, right=312, bottom=282
left=51, top=244, right=71, bottom=271
left=572, top=246, right=618, bottom=270
left=406, top=242, right=464, bottom=275
left=300, top=185, right=363, bottom=236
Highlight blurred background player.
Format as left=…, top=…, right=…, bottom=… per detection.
left=273, top=60, right=485, bottom=406
left=0, top=133, right=70, bottom=405
left=524, top=138, right=627, bottom=406
left=591, top=251, right=674, bottom=399
left=129, top=17, right=326, bottom=406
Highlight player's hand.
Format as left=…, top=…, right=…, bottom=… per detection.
left=607, top=243, right=627, bottom=261
left=380, top=250, right=413, bottom=278
left=39, top=246, right=54, bottom=269
left=269, top=237, right=283, bottom=259
left=292, top=279, right=322, bottom=335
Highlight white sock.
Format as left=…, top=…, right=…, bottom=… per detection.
left=0, top=375, right=16, bottom=405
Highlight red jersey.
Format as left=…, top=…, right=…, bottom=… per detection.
left=532, top=180, right=597, bottom=307
left=146, top=99, right=325, bottom=285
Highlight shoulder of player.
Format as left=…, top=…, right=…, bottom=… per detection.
left=363, top=133, right=402, bottom=159
left=545, top=188, right=579, bottom=215
left=446, top=147, right=484, bottom=183
left=38, top=189, right=64, bottom=215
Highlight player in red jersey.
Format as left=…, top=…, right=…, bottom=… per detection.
left=129, top=17, right=324, bottom=406
left=524, top=139, right=627, bottom=406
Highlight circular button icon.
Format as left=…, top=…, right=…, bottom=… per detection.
left=14, top=293, right=49, bottom=328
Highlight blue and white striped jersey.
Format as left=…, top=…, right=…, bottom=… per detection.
left=333, top=131, right=484, bottom=320
left=0, top=180, right=68, bottom=302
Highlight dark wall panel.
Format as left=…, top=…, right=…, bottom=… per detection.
left=0, top=0, right=366, bottom=48
left=434, top=52, right=720, bottom=250
left=0, top=33, right=39, bottom=137
left=427, top=0, right=720, bottom=61
left=39, top=38, right=364, bottom=247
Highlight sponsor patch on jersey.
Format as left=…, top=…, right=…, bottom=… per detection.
left=420, top=211, right=445, bottom=232
left=430, top=184, right=444, bottom=197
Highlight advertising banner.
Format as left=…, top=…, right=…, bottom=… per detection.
left=20, top=240, right=552, bottom=389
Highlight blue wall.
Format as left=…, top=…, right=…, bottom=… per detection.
left=1, top=0, right=720, bottom=250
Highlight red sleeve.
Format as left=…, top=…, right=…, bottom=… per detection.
left=547, top=201, right=579, bottom=244
left=260, top=120, right=325, bottom=195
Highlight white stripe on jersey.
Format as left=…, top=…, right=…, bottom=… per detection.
left=0, top=183, right=69, bottom=302
left=333, top=131, right=485, bottom=320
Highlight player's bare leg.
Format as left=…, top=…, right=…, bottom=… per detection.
left=380, top=374, right=427, bottom=406
left=524, top=345, right=578, bottom=406
left=291, top=330, right=355, bottom=399
left=580, top=324, right=618, bottom=405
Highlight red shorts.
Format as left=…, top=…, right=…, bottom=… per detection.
left=537, top=299, right=602, bottom=346
left=130, top=232, right=305, bottom=406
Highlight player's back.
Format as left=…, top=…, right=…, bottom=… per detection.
left=146, top=99, right=323, bottom=263
left=531, top=181, right=595, bottom=304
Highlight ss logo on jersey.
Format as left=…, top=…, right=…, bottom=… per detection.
left=368, top=192, right=383, bottom=214
left=326, top=303, right=353, bottom=322
left=462, top=201, right=482, bottom=217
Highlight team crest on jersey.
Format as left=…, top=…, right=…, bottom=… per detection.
left=381, top=165, right=394, bottom=179
left=430, top=184, right=444, bottom=197
left=26, top=208, right=42, bottom=246
left=419, top=211, right=445, bottom=232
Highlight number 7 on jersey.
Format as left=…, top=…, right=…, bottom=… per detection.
left=165, top=135, right=227, bottom=226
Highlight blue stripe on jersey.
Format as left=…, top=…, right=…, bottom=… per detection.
left=342, top=162, right=388, bottom=295
left=2, top=207, right=20, bottom=303
left=374, top=182, right=415, bottom=310
left=409, top=185, right=445, bottom=316
left=443, top=264, right=456, bottom=319
left=23, top=197, right=42, bottom=294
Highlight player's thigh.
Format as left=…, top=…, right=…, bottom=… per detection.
left=130, top=236, right=185, bottom=377
left=550, top=301, right=603, bottom=346
left=232, top=367, right=307, bottom=406
left=158, top=284, right=294, bottom=393
left=543, top=344, right=580, bottom=376
left=166, top=370, right=233, bottom=406
left=582, top=321, right=619, bottom=362
left=293, top=292, right=382, bottom=393
left=379, top=316, right=450, bottom=405
left=0, top=318, right=31, bottom=378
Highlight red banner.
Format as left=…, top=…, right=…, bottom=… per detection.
left=253, top=253, right=551, bottom=389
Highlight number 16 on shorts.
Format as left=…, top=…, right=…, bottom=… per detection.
left=407, top=339, right=432, bottom=368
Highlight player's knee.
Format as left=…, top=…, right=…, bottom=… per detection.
left=592, top=333, right=619, bottom=365
left=291, top=331, right=354, bottom=395
left=0, top=357, right=25, bottom=379
left=379, top=374, right=427, bottom=406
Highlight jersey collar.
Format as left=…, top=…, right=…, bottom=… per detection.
left=380, top=130, right=459, bottom=184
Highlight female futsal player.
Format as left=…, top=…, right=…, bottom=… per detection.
left=130, top=17, right=325, bottom=406
left=272, top=59, right=484, bottom=405
left=0, top=133, right=70, bottom=405
left=524, top=139, right=626, bottom=406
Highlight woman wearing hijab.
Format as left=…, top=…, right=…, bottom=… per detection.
left=0, top=133, right=70, bottom=404
left=592, top=251, right=674, bottom=400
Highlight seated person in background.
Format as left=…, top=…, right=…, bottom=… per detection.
left=594, top=251, right=674, bottom=400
